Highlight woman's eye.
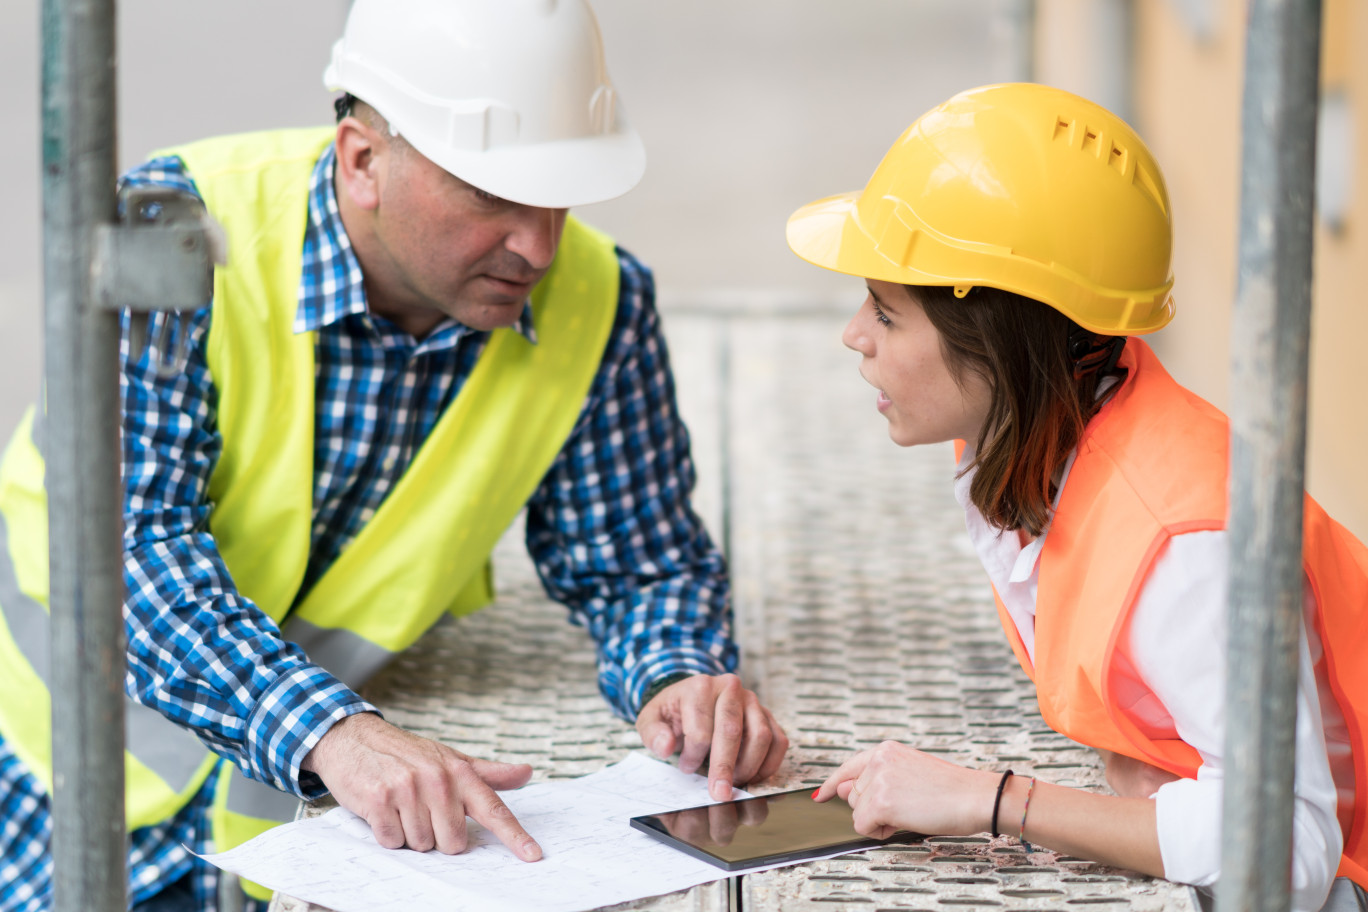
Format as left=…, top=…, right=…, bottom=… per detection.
left=871, top=301, right=892, bottom=327
left=473, top=187, right=502, bottom=204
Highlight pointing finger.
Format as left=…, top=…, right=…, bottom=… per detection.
left=704, top=677, right=745, bottom=800
left=814, top=750, right=872, bottom=802
left=457, top=769, right=542, bottom=862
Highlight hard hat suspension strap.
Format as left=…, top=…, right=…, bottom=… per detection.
left=1068, top=326, right=1128, bottom=380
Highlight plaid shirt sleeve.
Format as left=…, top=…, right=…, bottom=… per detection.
left=524, top=250, right=737, bottom=720
left=118, top=157, right=374, bottom=799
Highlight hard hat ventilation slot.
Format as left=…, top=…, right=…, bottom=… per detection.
left=1082, top=129, right=1099, bottom=154
left=1052, top=118, right=1071, bottom=141
left=1109, top=144, right=1129, bottom=174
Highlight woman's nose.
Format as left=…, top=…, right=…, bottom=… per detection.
left=842, top=309, right=871, bottom=355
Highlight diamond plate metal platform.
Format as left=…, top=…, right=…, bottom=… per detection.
left=267, top=309, right=1196, bottom=912
left=720, top=313, right=1198, bottom=912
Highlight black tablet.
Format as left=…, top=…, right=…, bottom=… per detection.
left=629, top=787, right=917, bottom=871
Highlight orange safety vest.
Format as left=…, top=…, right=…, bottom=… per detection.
left=987, top=338, right=1368, bottom=887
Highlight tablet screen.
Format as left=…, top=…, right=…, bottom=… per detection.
left=630, top=788, right=915, bottom=871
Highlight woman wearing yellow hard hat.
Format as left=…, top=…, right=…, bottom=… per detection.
left=798, top=83, right=1368, bottom=910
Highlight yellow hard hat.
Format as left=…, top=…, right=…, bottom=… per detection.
left=786, top=83, right=1175, bottom=335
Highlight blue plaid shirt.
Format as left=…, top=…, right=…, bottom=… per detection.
left=0, top=142, right=734, bottom=912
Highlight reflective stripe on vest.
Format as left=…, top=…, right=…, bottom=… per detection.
left=0, top=410, right=219, bottom=827
left=0, top=128, right=621, bottom=860
left=989, top=337, right=1368, bottom=888
left=213, top=765, right=303, bottom=901
left=279, top=617, right=395, bottom=691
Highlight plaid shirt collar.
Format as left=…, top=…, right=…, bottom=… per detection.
left=293, top=143, right=537, bottom=344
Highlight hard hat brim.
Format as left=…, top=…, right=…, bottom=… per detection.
left=787, top=192, right=864, bottom=277
left=411, top=127, right=647, bottom=210
left=787, top=190, right=1176, bottom=335
left=786, top=191, right=926, bottom=286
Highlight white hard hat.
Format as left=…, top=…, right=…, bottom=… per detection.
left=323, top=0, right=646, bottom=209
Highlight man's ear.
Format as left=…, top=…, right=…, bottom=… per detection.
left=334, top=116, right=383, bottom=211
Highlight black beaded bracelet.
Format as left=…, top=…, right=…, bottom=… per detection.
left=990, top=769, right=1015, bottom=838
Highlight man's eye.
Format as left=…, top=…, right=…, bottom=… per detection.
left=473, top=187, right=502, bottom=204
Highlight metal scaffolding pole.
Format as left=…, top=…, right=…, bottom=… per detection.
left=41, top=0, right=215, bottom=906
left=987, top=0, right=1036, bottom=83
left=1218, top=1, right=1323, bottom=911
left=41, top=0, right=127, bottom=909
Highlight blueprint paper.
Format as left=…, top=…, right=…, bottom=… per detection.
left=202, top=753, right=866, bottom=912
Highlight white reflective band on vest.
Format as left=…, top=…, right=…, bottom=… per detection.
left=0, top=481, right=209, bottom=795
left=224, top=766, right=307, bottom=820
left=281, top=617, right=396, bottom=691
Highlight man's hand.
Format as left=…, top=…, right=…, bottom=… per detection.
left=302, top=712, right=542, bottom=861
left=636, top=673, right=788, bottom=801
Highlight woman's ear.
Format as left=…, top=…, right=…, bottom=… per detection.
left=334, top=117, right=383, bottom=211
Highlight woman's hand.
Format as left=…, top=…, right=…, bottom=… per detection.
left=813, top=740, right=1000, bottom=839
left=815, top=741, right=1166, bottom=878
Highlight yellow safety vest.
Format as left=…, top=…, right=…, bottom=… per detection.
left=0, top=127, right=620, bottom=900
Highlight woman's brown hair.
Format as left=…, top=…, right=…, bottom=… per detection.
left=910, top=284, right=1125, bottom=538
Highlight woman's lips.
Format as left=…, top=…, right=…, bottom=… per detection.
left=876, top=390, right=891, bottom=413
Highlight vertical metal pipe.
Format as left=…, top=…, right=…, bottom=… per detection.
left=1218, top=2, right=1322, bottom=911
left=41, top=0, right=127, bottom=910
left=1092, top=0, right=1135, bottom=126
left=987, top=0, right=1036, bottom=83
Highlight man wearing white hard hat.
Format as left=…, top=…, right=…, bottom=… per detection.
left=0, top=2, right=787, bottom=910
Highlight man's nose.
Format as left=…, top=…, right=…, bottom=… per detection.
left=506, top=206, right=565, bottom=271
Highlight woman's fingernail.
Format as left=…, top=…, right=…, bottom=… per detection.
left=811, top=789, right=820, bottom=800
left=652, top=734, right=671, bottom=757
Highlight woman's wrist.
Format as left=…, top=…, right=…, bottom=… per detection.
left=991, top=771, right=1037, bottom=843
left=971, top=767, right=1009, bottom=835
left=989, top=769, right=1015, bottom=836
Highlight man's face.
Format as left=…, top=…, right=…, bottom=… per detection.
left=367, top=140, right=568, bottom=333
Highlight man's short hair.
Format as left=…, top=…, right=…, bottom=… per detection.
left=333, top=95, right=409, bottom=155
left=333, top=92, right=359, bottom=124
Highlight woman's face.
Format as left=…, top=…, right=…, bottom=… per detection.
left=841, top=280, right=992, bottom=448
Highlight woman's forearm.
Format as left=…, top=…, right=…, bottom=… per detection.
left=997, top=774, right=1165, bottom=878
left=818, top=742, right=1167, bottom=878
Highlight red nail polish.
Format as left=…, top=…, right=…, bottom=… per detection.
left=811, top=789, right=820, bottom=800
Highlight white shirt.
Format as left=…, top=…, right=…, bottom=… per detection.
left=953, top=446, right=1349, bottom=912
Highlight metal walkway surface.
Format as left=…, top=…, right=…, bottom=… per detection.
left=270, top=309, right=1197, bottom=912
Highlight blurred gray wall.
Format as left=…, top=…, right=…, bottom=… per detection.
left=0, top=1, right=1026, bottom=438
